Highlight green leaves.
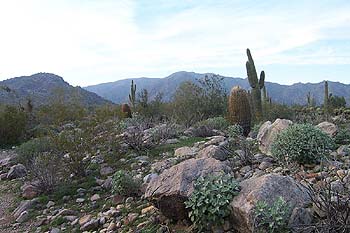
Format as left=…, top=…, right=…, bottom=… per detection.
left=271, top=123, right=335, bottom=164
left=185, top=174, right=240, bottom=231
left=254, top=196, right=291, bottom=233
left=111, top=170, right=140, bottom=196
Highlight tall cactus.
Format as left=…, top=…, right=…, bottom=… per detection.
left=228, top=86, right=252, bottom=136
left=246, top=48, right=264, bottom=120
left=324, top=81, right=329, bottom=110
left=128, top=80, right=136, bottom=108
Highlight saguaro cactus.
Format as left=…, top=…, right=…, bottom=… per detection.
left=246, top=48, right=265, bottom=120
left=324, top=81, right=329, bottom=110
left=128, top=80, right=136, bottom=108
left=228, top=86, right=252, bottom=136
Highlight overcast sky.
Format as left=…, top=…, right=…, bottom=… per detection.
left=0, top=0, right=349, bottom=86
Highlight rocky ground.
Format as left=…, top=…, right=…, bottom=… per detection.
left=0, top=119, right=349, bottom=232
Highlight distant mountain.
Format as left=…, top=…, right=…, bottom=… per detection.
left=0, top=73, right=111, bottom=107
left=85, top=71, right=350, bottom=106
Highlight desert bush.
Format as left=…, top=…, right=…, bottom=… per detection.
left=0, top=105, right=27, bottom=147
left=16, top=137, right=55, bottom=166
left=227, top=124, right=244, bottom=138
left=52, top=128, right=93, bottom=177
left=271, top=124, right=334, bottom=164
left=334, top=127, right=350, bottom=145
left=27, top=152, right=62, bottom=193
left=111, top=170, right=140, bottom=196
left=185, top=174, right=240, bottom=231
left=196, top=116, right=229, bottom=131
left=254, top=196, right=291, bottom=233
left=298, top=176, right=350, bottom=233
left=147, top=123, right=183, bottom=144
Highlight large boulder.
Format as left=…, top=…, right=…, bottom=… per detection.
left=230, top=174, right=310, bottom=233
left=7, top=164, right=27, bottom=180
left=145, top=157, right=231, bottom=220
left=257, top=119, right=293, bottom=155
left=316, top=121, right=338, bottom=137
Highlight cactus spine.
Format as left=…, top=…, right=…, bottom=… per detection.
left=129, top=80, right=136, bottom=108
left=228, top=86, right=252, bottom=136
left=246, top=48, right=264, bottom=120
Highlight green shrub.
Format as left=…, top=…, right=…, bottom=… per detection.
left=16, top=137, right=55, bottom=165
left=334, top=127, right=350, bottom=145
left=254, top=196, right=291, bottom=233
left=271, top=124, right=334, bottom=164
left=111, top=170, right=140, bottom=196
left=0, top=105, right=27, bottom=147
left=185, top=174, right=240, bottom=231
left=196, top=117, right=229, bottom=131
left=227, top=124, right=244, bottom=138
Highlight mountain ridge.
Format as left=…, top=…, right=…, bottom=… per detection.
left=84, top=71, right=350, bottom=106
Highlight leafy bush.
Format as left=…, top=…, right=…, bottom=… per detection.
left=254, top=196, right=291, bottom=233
left=111, top=170, right=140, bottom=196
left=334, top=127, right=350, bottom=145
left=196, top=117, right=229, bottom=131
left=148, top=123, right=183, bottom=144
left=185, top=174, right=240, bottom=231
left=227, top=124, right=244, bottom=138
left=16, top=137, right=55, bottom=166
left=0, top=105, right=27, bottom=147
left=271, top=124, right=334, bottom=164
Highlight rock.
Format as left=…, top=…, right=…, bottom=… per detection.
left=50, top=228, right=60, bottom=233
left=289, top=207, right=313, bottom=228
left=102, top=177, right=112, bottom=190
left=76, top=198, right=85, bottom=203
left=124, top=213, right=139, bottom=225
left=174, top=146, right=198, bottom=158
left=7, top=163, right=27, bottom=179
left=141, top=206, right=157, bottom=215
left=143, top=173, right=158, bottom=184
left=13, top=199, right=38, bottom=218
left=166, top=139, right=179, bottom=144
left=230, top=174, right=310, bottom=233
left=196, top=145, right=228, bottom=161
left=316, top=122, right=338, bottom=137
left=107, top=222, right=117, bottom=231
left=257, top=119, right=293, bottom=155
left=90, top=194, right=101, bottom=202
left=79, top=214, right=92, bottom=226
left=258, top=161, right=273, bottom=170
left=46, top=201, right=55, bottom=208
left=80, top=218, right=99, bottom=231
left=203, top=136, right=226, bottom=147
left=100, top=166, right=114, bottom=176
left=22, top=184, right=39, bottom=199
left=145, top=157, right=231, bottom=220
left=16, top=210, right=29, bottom=223
left=337, top=145, right=349, bottom=156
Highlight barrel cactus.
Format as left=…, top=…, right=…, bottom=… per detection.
left=121, top=103, right=132, bottom=118
left=228, top=86, right=252, bottom=136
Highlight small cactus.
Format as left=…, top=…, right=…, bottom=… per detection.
left=128, top=80, right=136, bottom=109
left=228, top=86, right=252, bottom=136
left=324, top=80, right=329, bottom=110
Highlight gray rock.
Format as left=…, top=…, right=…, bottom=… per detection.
left=145, top=157, right=231, bottom=220
left=80, top=218, right=99, bottom=231
left=196, top=145, right=228, bottom=161
left=174, top=146, right=198, bottom=158
left=257, top=119, right=293, bottom=155
left=16, top=210, right=29, bottom=223
left=316, top=121, right=338, bottom=137
left=100, top=166, right=114, bottom=176
left=7, top=164, right=27, bottom=179
left=230, top=174, right=310, bottom=233
left=13, top=199, right=38, bottom=218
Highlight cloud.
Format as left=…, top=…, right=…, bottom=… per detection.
left=0, top=0, right=350, bottom=85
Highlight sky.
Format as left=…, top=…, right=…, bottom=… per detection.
left=0, top=0, right=349, bottom=86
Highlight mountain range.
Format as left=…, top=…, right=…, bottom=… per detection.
left=1, top=71, right=349, bottom=108
left=85, top=71, right=350, bottom=106
left=0, top=73, right=110, bottom=107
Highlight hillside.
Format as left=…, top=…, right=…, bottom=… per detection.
left=0, top=73, right=111, bottom=107
left=85, top=71, right=350, bottom=106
